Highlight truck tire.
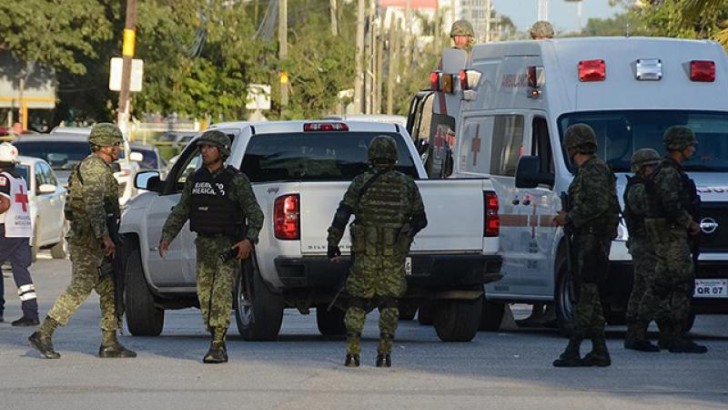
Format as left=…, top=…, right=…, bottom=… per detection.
left=316, top=306, right=346, bottom=336
left=555, top=254, right=575, bottom=337
left=433, top=296, right=483, bottom=342
left=479, top=299, right=505, bottom=331
left=418, top=302, right=434, bottom=325
left=125, top=245, right=165, bottom=336
left=234, top=257, right=284, bottom=341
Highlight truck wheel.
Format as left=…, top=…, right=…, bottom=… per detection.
left=399, top=303, right=418, bottom=321
left=418, top=302, right=434, bottom=325
left=50, top=221, right=69, bottom=259
left=555, top=255, right=575, bottom=337
left=316, top=306, right=346, bottom=336
left=125, top=245, right=164, bottom=336
left=234, top=257, right=284, bottom=341
left=433, top=296, right=483, bottom=342
left=479, top=299, right=505, bottom=331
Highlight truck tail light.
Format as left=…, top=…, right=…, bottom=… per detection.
left=578, top=59, right=606, bottom=82
left=429, top=71, right=454, bottom=93
left=274, top=194, right=300, bottom=240
left=459, top=69, right=482, bottom=90
left=484, top=191, right=500, bottom=237
left=690, top=60, right=715, bottom=82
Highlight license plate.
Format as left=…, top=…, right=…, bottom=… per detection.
left=405, top=257, right=412, bottom=275
left=694, top=279, right=728, bottom=298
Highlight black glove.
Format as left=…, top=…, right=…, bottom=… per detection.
left=327, top=245, right=341, bottom=259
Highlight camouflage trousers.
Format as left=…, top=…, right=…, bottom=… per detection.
left=626, top=238, right=657, bottom=325
left=572, top=234, right=610, bottom=341
left=195, top=236, right=237, bottom=332
left=344, top=303, right=399, bottom=355
left=47, top=242, right=118, bottom=331
left=643, top=223, right=694, bottom=339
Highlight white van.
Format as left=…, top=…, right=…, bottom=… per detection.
left=413, top=37, right=728, bottom=332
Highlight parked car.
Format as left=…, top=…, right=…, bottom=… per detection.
left=130, top=142, right=166, bottom=172
left=14, top=155, right=67, bottom=261
left=14, top=132, right=142, bottom=205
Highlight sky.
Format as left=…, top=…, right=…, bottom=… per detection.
left=491, top=0, right=625, bottom=34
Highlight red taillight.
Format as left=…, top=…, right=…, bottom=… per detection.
left=274, top=194, right=300, bottom=240
left=484, top=192, right=499, bottom=237
left=578, top=59, right=606, bottom=82
left=303, top=123, right=349, bottom=132
left=459, top=70, right=468, bottom=90
left=690, top=60, right=715, bottom=82
left=430, top=71, right=440, bottom=91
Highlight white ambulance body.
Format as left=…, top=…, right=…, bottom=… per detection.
left=441, top=37, right=728, bottom=331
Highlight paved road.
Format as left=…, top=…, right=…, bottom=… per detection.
left=1, top=253, right=727, bottom=409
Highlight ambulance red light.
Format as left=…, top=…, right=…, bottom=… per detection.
left=690, top=60, right=715, bottom=82
left=303, top=123, right=349, bottom=132
left=527, top=66, right=545, bottom=88
left=578, top=59, right=606, bottom=82
left=274, top=194, right=300, bottom=240
left=459, top=69, right=482, bottom=90
left=430, top=71, right=440, bottom=91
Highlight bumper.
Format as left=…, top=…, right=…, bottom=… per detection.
left=274, top=253, right=503, bottom=290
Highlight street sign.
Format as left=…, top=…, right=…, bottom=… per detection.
left=109, top=58, right=143, bottom=92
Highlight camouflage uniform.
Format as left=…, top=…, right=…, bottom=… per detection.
left=644, top=126, right=706, bottom=353
left=327, top=135, right=427, bottom=367
left=554, top=124, right=619, bottom=368
left=450, top=19, right=475, bottom=52
left=161, top=130, right=264, bottom=363
left=623, top=149, right=661, bottom=351
left=29, top=123, right=135, bottom=359
left=530, top=20, right=554, bottom=39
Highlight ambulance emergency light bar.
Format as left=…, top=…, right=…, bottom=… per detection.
left=578, top=58, right=715, bottom=83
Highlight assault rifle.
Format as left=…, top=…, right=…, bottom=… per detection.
left=559, top=192, right=574, bottom=282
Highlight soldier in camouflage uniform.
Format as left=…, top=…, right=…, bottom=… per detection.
left=327, top=135, right=427, bottom=368
left=553, top=124, right=619, bottom=368
left=450, top=19, right=475, bottom=52
left=29, top=123, right=136, bottom=359
left=159, top=130, right=264, bottom=364
left=530, top=20, right=554, bottom=39
left=623, top=148, right=662, bottom=352
left=644, top=126, right=707, bottom=354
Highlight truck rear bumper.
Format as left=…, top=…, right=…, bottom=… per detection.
left=274, top=254, right=503, bottom=289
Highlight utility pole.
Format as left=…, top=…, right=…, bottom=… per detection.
left=279, top=0, right=289, bottom=110
left=353, top=0, right=365, bottom=114
left=485, top=0, right=491, bottom=43
left=117, top=0, right=136, bottom=138
left=386, top=17, right=400, bottom=115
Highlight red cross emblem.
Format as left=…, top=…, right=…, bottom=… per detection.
left=15, top=185, right=28, bottom=212
left=471, top=124, right=482, bottom=166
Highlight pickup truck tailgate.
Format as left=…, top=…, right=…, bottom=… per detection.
left=297, top=179, right=489, bottom=255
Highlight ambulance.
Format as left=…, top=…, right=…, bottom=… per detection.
left=411, top=37, right=728, bottom=332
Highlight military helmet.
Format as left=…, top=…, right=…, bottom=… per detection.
left=663, top=125, right=697, bottom=151
left=450, top=19, right=474, bottom=38
left=88, top=123, right=124, bottom=147
left=368, top=135, right=398, bottom=164
left=630, top=148, right=661, bottom=173
left=530, top=20, right=554, bottom=39
left=0, top=142, right=19, bottom=164
left=563, top=123, right=597, bottom=154
left=197, top=130, right=231, bottom=157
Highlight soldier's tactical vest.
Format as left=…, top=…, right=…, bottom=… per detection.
left=64, top=156, right=119, bottom=222
left=350, top=171, right=411, bottom=257
left=623, top=175, right=646, bottom=238
left=645, top=159, right=697, bottom=220
left=189, top=166, right=243, bottom=236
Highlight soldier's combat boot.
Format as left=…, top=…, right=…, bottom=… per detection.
left=552, top=336, right=582, bottom=367
left=203, top=328, right=228, bottom=364
left=28, top=331, right=60, bottom=359
left=624, top=321, right=659, bottom=352
left=656, top=320, right=673, bottom=350
left=99, top=331, right=137, bottom=358
left=344, top=353, right=360, bottom=367
left=376, top=353, right=391, bottom=368
left=668, top=338, right=708, bottom=354
left=582, top=338, right=611, bottom=367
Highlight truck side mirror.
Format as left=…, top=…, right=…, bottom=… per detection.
left=515, top=156, right=554, bottom=188
left=134, top=170, right=161, bottom=192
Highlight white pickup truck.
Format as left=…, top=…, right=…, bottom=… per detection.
left=119, top=120, right=503, bottom=342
